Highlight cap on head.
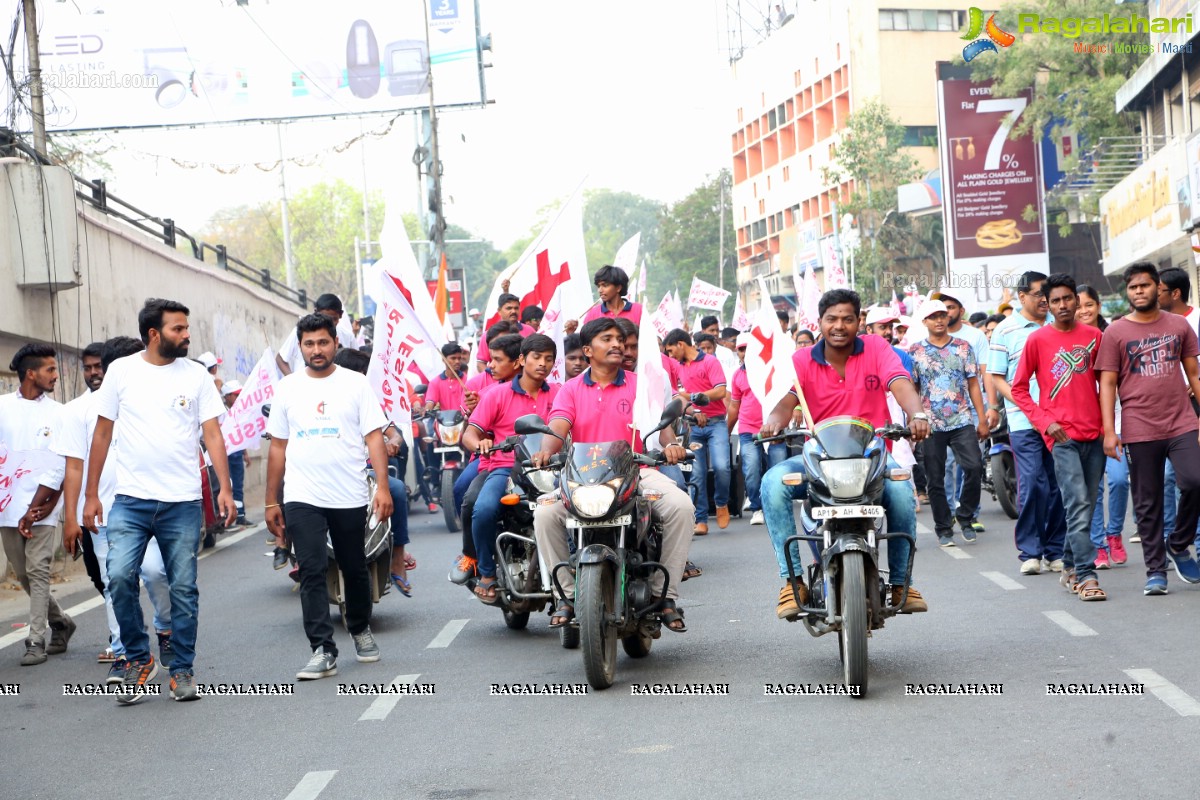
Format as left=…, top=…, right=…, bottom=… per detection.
left=735, top=332, right=752, bottom=349
left=468, top=308, right=481, bottom=317
left=197, top=351, right=220, bottom=369
left=864, top=306, right=900, bottom=326
left=221, top=380, right=242, bottom=397
left=916, top=299, right=949, bottom=322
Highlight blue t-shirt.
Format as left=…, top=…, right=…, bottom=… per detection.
left=986, top=313, right=1046, bottom=433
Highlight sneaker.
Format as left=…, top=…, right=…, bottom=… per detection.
left=19, top=640, right=47, bottom=667
left=427, top=503, right=438, bottom=514
left=296, top=648, right=338, bottom=680
left=1020, top=559, right=1042, bottom=575
left=235, top=516, right=253, bottom=527
left=968, top=520, right=986, bottom=534
left=1166, top=547, right=1200, bottom=584
left=750, top=510, right=765, bottom=526
left=1144, top=574, right=1169, bottom=596
left=170, top=671, right=199, bottom=701
left=938, top=535, right=955, bottom=547
left=890, top=585, right=928, bottom=613
left=106, top=657, right=130, bottom=685
left=1095, top=549, right=1111, bottom=570
left=1107, top=535, right=1128, bottom=565
left=352, top=628, right=381, bottom=663
left=157, top=630, right=175, bottom=671
left=117, top=657, right=159, bottom=705
left=917, top=492, right=930, bottom=505
left=46, top=616, right=76, bottom=655
left=1130, top=533, right=1141, bottom=543
left=1046, top=559, right=1064, bottom=573
left=272, top=547, right=290, bottom=570
left=776, top=582, right=809, bottom=620
left=448, top=554, right=477, bottom=585
left=960, top=522, right=977, bottom=543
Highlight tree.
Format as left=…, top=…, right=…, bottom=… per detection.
left=822, top=99, right=922, bottom=301
left=655, top=170, right=735, bottom=304
left=582, top=189, right=663, bottom=280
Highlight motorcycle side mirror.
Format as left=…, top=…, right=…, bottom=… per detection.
left=414, top=384, right=428, bottom=395
left=514, top=414, right=558, bottom=438
left=261, top=403, right=271, bottom=418
left=690, top=392, right=710, bottom=407
left=659, top=397, right=685, bottom=426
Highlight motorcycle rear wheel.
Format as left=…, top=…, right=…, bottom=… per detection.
left=993, top=452, right=1018, bottom=520
left=441, top=471, right=461, bottom=532
left=578, top=564, right=618, bottom=689
left=560, top=624, right=580, bottom=649
left=621, top=631, right=652, bottom=658
left=503, top=609, right=530, bottom=630
left=839, top=551, right=869, bottom=698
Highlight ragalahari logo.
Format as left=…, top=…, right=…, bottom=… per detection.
left=961, top=7, right=1015, bottom=61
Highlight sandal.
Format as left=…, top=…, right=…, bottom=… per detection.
left=97, top=647, right=116, bottom=664
left=682, top=561, right=702, bottom=581
left=473, top=577, right=499, bottom=605
left=1059, top=570, right=1078, bottom=593
left=1076, top=578, right=1107, bottom=602
left=391, top=573, right=412, bottom=597
left=660, top=601, right=687, bottom=633
left=549, top=602, right=574, bottom=628
left=404, top=553, right=417, bottom=571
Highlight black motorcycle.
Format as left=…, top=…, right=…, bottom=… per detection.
left=516, top=400, right=689, bottom=690
left=983, top=409, right=1018, bottom=519
left=760, top=416, right=917, bottom=697
left=413, top=389, right=468, bottom=533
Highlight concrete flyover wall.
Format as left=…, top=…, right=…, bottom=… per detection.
left=1, top=160, right=306, bottom=399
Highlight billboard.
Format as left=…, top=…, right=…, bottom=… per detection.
left=1101, top=138, right=1189, bottom=273
left=936, top=68, right=1049, bottom=306
left=3, top=0, right=484, bottom=132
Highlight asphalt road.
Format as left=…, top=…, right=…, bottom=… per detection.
left=1, top=492, right=1199, bottom=800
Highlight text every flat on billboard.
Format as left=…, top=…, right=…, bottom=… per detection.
left=936, top=73, right=1049, bottom=305
left=3, top=0, right=482, bottom=132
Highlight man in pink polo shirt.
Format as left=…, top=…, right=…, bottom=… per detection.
left=531, top=318, right=694, bottom=633
left=760, top=289, right=932, bottom=619
left=424, top=343, right=469, bottom=415
left=462, top=334, right=560, bottom=604
left=663, top=329, right=731, bottom=533
left=728, top=333, right=787, bottom=526
left=581, top=265, right=644, bottom=326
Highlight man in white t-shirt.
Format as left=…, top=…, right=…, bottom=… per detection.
left=24, top=336, right=174, bottom=684
left=84, top=298, right=236, bottom=704
left=0, top=344, right=71, bottom=667
left=265, top=314, right=393, bottom=680
left=274, top=293, right=356, bottom=375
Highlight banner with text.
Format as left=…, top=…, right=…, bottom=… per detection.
left=686, top=277, right=731, bottom=311
left=221, top=348, right=281, bottom=455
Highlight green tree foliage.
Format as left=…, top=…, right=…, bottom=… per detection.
left=654, top=170, right=735, bottom=303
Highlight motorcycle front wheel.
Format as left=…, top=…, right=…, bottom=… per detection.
left=441, top=471, right=461, bottom=532
left=578, top=563, right=618, bottom=689
left=838, top=551, right=868, bottom=697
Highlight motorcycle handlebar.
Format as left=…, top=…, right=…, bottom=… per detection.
left=633, top=450, right=695, bottom=468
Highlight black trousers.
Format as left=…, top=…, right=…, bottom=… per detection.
left=285, top=502, right=370, bottom=656
left=1126, top=432, right=1200, bottom=577
left=924, top=425, right=983, bottom=536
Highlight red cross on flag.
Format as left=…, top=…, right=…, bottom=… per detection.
left=744, top=277, right=798, bottom=419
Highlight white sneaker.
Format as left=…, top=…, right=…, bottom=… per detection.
left=1020, top=559, right=1042, bottom=575
left=296, top=648, right=338, bottom=680
left=1046, top=559, right=1064, bottom=573
left=750, top=510, right=765, bottom=526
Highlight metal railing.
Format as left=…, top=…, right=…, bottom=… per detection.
left=1046, top=135, right=1171, bottom=203
left=1, top=129, right=308, bottom=308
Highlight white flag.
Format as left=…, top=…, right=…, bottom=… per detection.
left=636, top=259, right=648, bottom=295
left=541, top=289, right=569, bottom=384
left=633, top=295, right=672, bottom=442
left=686, top=276, right=731, bottom=311
left=745, top=277, right=799, bottom=418
left=612, top=232, right=641, bottom=273
left=374, top=203, right=449, bottom=378
left=368, top=268, right=442, bottom=447
left=220, top=348, right=281, bottom=455
left=792, top=261, right=821, bottom=334
left=823, top=238, right=849, bottom=290
left=651, top=292, right=675, bottom=340
left=732, top=291, right=750, bottom=331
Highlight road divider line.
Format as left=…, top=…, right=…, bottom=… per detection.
left=980, top=571, right=1025, bottom=591
left=284, top=770, right=338, bottom=800
left=358, top=674, right=421, bottom=722
left=1124, top=668, right=1200, bottom=717
left=427, top=619, right=469, bottom=649
left=1043, top=610, right=1098, bottom=637
left=199, top=524, right=264, bottom=560
left=916, top=523, right=933, bottom=535
left=942, top=547, right=973, bottom=560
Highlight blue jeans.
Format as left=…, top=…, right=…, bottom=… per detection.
left=659, top=463, right=687, bottom=492
left=228, top=452, right=245, bottom=517
left=470, top=468, right=512, bottom=579
left=762, top=454, right=915, bottom=585
left=1163, top=460, right=1200, bottom=546
left=1010, top=429, right=1067, bottom=563
left=372, top=471, right=409, bottom=547
left=1051, top=439, right=1106, bottom=583
left=739, top=433, right=787, bottom=511
left=1089, top=456, right=1128, bottom=548
left=454, top=458, right=480, bottom=515
left=689, top=423, right=730, bottom=522
left=106, top=496, right=202, bottom=674
left=92, top=526, right=171, bottom=658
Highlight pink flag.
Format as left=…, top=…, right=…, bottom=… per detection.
left=744, top=277, right=799, bottom=419
left=220, top=348, right=281, bottom=455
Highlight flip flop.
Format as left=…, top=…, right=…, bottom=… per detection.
left=404, top=553, right=417, bottom=571
left=549, top=602, right=574, bottom=628
left=473, top=578, right=499, bottom=605
left=391, top=573, right=412, bottom=597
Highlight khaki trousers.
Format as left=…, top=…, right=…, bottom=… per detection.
left=1, top=525, right=69, bottom=644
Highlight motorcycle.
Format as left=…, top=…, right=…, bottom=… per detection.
left=983, top=409, right=1018, bottom=519
left=464, top=417, right=558, bottom=631
left=414, top=392, right=468, bottom=532
left=517, top=399, right=690, bottom=690
left=759, top=416, right=917, bottom=698
left=672, top=392, right=709, bottom=480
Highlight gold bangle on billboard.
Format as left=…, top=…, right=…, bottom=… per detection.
left=974, top=219, right=1023, bottom=249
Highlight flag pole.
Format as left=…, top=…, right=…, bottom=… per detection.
left=793, top=378, right=815, bottom=430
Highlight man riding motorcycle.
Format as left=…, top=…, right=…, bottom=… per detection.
left=759, top=289, right=932, bottom=620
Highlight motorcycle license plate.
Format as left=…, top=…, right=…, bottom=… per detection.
left=565, top=515, right=632, bottom=529
left=434, top=446, right=460, bottom=454
left=679, top=463, right=692, bottom=472
left=811, top=505, right=883, bottom=519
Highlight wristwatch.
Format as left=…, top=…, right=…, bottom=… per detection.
left=911, top=412, right=930, bottom=422
left=988, top=403, right=1003, bottom=412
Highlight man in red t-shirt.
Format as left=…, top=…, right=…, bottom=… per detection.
left=1011, top=274, right=1107, bottom=601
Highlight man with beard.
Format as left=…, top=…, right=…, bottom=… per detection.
left=85, top=298, right=236, bottom=703
left=1, top=344, right=70, bottom=666
left=266, top=314, right=393, bottom=679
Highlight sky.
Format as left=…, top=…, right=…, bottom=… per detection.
left=32, top=0, right=743, bottom=256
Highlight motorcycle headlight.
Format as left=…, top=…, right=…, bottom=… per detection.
left=529, top=469, right=556, bottom=494
left=818, top=459, right=871, bottom=499
left=565, top=481, right=615, bottom=519
left=439, top=422, right=464, bottom=446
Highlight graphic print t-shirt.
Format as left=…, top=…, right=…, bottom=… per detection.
left=907, top=337, right=978, bottom=432
left=1010, top=324, right=1102, bottom=449
left=266, top=366, right=388, bottom=508
left=1095, top=314, right=1200, bottom=444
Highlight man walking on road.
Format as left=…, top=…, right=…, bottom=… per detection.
left=84, top=299, right=237, bottom=703
left=265, top=314, right=393, bottom=680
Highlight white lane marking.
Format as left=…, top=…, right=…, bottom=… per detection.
left=0, top=525, right=263, bottom=652
left=284, top=770, right=338, bottom=800
left=1043, top=610, right=1098, bottom=637
left=427, top=619, right=470, bottom=649
left=1124, top=669, right=1200, bottom=717
left=357, top=674, right=421, bottom=722
left=980, top=571, right=1025, bottom=591
left=626, top=744, right=674, bottom=754
left=942, top=546, right=973, bottom=560
left=916, top=523, right=933, bottom=535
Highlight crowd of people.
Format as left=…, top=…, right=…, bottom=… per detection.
left=2, top=260, right=1198, bottom=699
